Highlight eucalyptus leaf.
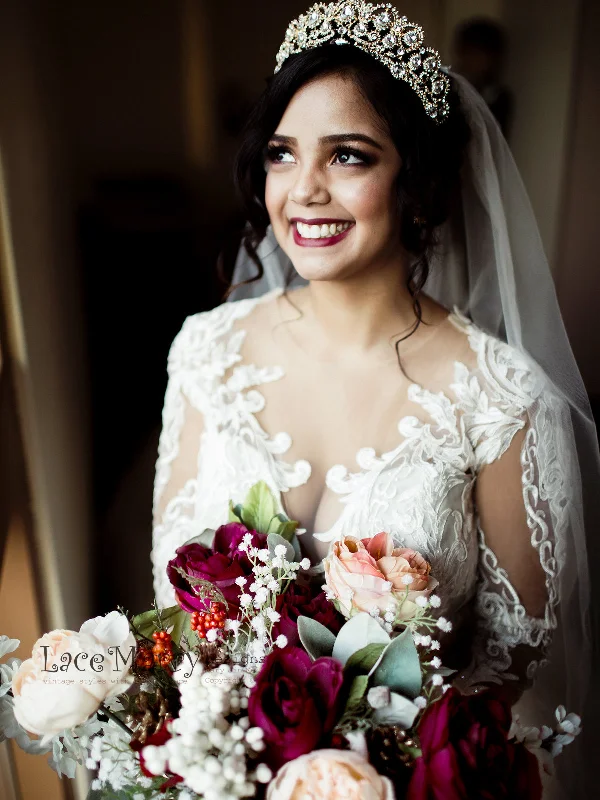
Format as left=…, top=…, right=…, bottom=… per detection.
left=182, top=528, right=215, bottom=549
left=345, top=643, right=387, bottom=674
left=344, top=674, right=369, bottom=715
left=332, top=613, right=390, bottom=666
left=370, top=627, right=422, bottom=699
left=435, top=666, right=457, bottom=678
left=297, top=616, right=336, bottom=660
left=373, top=691, right=420, bottom=728
left=267, top=533, right=296, bottom=563
left=242, top=481, right=278, bottom=534
left=290, top=532, right=302, bottom=562
left=229, top=501, right=243, bottom=523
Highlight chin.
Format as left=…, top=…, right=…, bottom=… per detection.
left=289, top=257, right=359, bottom=283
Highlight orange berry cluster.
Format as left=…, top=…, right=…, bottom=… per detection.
left=135, top=643, right=154, bottom=670
left=190, top=602, right=227, bottom=639
left=151, top=630, right=173, bottom=667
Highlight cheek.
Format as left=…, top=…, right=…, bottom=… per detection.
left=265, top=172, right=288, bottom=219
left=337, top=173, right=397, bottom=225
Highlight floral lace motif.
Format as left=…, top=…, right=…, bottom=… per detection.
left=152, top=290, right=567, bottom=690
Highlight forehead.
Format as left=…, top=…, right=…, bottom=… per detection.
left=275, top=72, right=388, bottom=138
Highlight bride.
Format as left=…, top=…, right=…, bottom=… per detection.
left=151, top=3, right=594, bottom=794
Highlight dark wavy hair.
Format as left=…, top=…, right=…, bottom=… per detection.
left=227, top=44, right=470, bottom=354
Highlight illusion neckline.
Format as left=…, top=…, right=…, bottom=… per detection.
left=218, top=288, right=481, bottom=541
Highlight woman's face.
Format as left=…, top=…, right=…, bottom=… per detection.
left=264, top=72, right=403, bottom=283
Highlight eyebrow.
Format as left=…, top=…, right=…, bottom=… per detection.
left=269, top=132, right=384, bottom=151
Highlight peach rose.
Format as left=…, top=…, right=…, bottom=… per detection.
left=324, top=537, right=395, bottom=618
left=324, top=533, right=437, bottom=622
left=266, top=749, right=395, bottom=800
left=12, top=611, right=134, bottom=739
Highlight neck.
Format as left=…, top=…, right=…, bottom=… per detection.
left=289, top=255, right=427, bottom=359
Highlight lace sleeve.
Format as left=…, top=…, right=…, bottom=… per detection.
left=460, top=383, right=570, bottom=701
left=151, top=316, right=210, bottom=608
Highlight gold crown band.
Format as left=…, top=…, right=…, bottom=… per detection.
left=274, top=2, right=450, bottom=123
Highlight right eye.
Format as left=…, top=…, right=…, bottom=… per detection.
left=266, top=145, right=296, bottom=164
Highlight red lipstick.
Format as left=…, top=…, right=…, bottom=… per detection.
left=290, top=218, right=355, bottom=248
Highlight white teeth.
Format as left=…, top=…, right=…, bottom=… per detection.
left=295, top=221, right=352, bottom=239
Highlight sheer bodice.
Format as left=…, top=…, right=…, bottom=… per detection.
left=152, top=287, right=571, bottom=695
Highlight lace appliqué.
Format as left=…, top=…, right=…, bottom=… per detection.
left=450, top=310, right=565, bottom=689
left=152, top=297, right=567, bottom=695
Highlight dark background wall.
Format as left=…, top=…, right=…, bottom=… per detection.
left=1, top=0, right=598, bottom=621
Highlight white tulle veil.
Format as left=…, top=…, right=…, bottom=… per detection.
left=228, top=71, right=595, bottom=793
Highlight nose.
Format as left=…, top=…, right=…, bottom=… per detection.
left=288, top=160, right=330, bottom=206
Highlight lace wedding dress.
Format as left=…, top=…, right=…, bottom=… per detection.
left=151, top=286, right=567, bottom=696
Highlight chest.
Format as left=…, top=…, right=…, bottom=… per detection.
left=201, top=355, right=475, bottom=563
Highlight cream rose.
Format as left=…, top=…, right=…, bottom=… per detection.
left=324, top=532, right=437, bottom=621
left=266, top=749, right=395, bottom=800
left=12, top=611, right=134, bottom=739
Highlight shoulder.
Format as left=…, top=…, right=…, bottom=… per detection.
left=448, top=307, right=549, bottom=409
left=447, top=308, right=556, bottom=467
left=166, top=289, right=283, bottom=377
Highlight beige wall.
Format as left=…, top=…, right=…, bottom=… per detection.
left=435, top=0, right=580, bottom=272
left=556, top=0, right=600, bottom=395
left=0, top=0, right=92, bottom=631
left=501, top=0, right=581, bottom=270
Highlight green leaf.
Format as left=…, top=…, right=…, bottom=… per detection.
left=331, top=613, right=390, bottom=666
left=370, top=627, right=422, bottom=699
left=344, top=674, right=369, bottom=715
left=275, top=518, right=299, bottom=543
left=297, top=616, right=336, bottom=660
left=131, top=608, right=159, bottom=639
left=180, top=612, right=196, bottom=648
left=345, top=643, right=387, bottom=674
left=132, top=605, right=188, bottom=649
left=241, top=481, right=278, bottom=534
left=229, top=501, right=244, bottom=523
left=163, top=606, right=187, bottom=648
left=267, top=533, right=296, bottom=563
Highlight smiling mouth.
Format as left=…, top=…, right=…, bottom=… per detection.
left=291, top=219, right=355, bottom=248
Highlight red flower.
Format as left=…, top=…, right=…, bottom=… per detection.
left=408, top=688, right=542, bottom=800
left=274, top=583, right=344, bottom=646
left=166, top=523, right=266, bottom=618
left=248, top=646, right=344, bottom=770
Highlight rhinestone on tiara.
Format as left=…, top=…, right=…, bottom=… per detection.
left=274, top=2, right=450, bottom=122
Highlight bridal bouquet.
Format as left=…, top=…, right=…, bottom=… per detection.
left=0, top=482, right=580, bottom=799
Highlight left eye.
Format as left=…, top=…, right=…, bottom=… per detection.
left=333, top=150, right=365, bottom=165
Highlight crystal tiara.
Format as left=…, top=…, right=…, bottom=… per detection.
left=274, top=2, right=450, bottom=123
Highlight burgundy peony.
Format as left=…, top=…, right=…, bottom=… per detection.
left=212, top=522, right=266, bottom=569
left=248, top=646, right=344, bottom=770
left=274, top=584, right=345, bottom=646
left=166, top=523, right=266, bottom=617
left=407, top=688, right=542, bottom=800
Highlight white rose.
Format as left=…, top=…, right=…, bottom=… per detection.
left=267, top=750, right=395, bottom=800
left=12, top=611, right=134, bottom=739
